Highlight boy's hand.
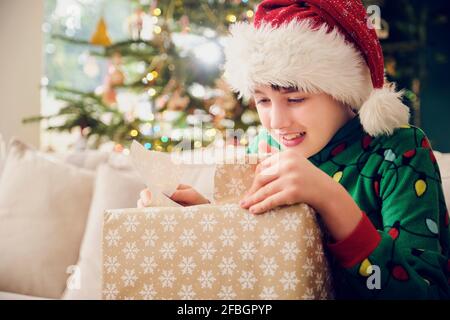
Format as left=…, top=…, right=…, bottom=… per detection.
left=239, top=141, right=335, bottom=214
left=137, top=184, right=210, bottom=208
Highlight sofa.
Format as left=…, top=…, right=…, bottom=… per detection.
left=0, top=133, right=449, bottom=300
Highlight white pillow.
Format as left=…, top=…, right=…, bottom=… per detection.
left=434, top=151, right=450, bottom=208
left=52, top=150, right=109, bottom=170
left=62, top=163, right=144, bottom=300
left=0, top=133, right=6, bottom=180
left=0, top=139, right=95, bottom=298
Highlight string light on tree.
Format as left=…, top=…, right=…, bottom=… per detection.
left=152, top=8, right=162, bottom=16
left=144, top=143, right=152, bottom=150
left=130, top=129, right=139, bottom=137
left=226, top=14, right=237, bottom=23
left=154, top=26, right=162, bottom=34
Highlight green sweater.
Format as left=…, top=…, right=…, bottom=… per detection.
left=247, top=115, right=450, bottom=299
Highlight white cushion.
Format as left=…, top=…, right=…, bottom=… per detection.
left=0, top=139, right=95, bottom=298
left=0, top=291, right=49, bottom=300
left=0, top=133, right=6, bottom=179
left=434, top=151, right=450, bottom=208
left=52, top=150, right=109, bottom=170
left=62, top=163, right=144, bottom=300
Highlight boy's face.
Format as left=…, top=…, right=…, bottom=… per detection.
left=252, top=85, right=356, bottom=158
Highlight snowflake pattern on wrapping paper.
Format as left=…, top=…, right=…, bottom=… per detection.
left=181, top=206, right=199, bottom=219
left=124, top=215, right=140, bottom=232
left=260, top=257, right=279, bottom=276
left=143, top=207, right=160, bottom=220
left=281, top=242, right=300, bottom=261
left=280, top=271, right=299, bottom=291
left=178, top=256, right=197, bottom=275
left=159, top=270, right=176, bottom=288
left=122, top=242, right=139, bottom=260
left=218, top=285, right=237, bottom=300
left=260, top=286, right=279, bottom=300
left=178, top=285, right=196, bottom=300
left=199, top=213, right=217, bottom=232
left=218, top=257, right=237, bottom=276
left=219, top=228, right=238, bottom=247
left=219, top=203, right=239, bottom=218
left=239, top=270, right=257, bottom=290
left=198, top=270, right=216, bottom=289
left=105, top=256, right=121, bottom=274
left=105, top=229, right=121, bottom=247
left=139, top=284, right=156, bottom=300
left=260, top=228, right=279, bottom=247
left=160, top=214, right=178, bottom=232
left=121, top=269, right=138, bottom=287
left=140, top=256, right=157, bottom=274
left=179, top=228, right=197, bottom=247
left=159, top=241, right=177, bottom=260
left=198, top=242, right=217, bottom=260
left=141, top=229, right=158, bottom=247
left=103, top=283, right=119, bottom=300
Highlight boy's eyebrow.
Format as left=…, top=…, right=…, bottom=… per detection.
left=253, top=87, right=300, bottom=95
left=279, top=87, right=300, bottom=94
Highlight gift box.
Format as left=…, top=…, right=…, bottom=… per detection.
left=102, top=158, right=334, bottom=300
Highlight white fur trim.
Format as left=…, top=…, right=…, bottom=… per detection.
left=359, top=84, right=410, bottom=137
left=223, top=19, right=373, bottom=107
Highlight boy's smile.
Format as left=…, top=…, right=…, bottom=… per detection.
left=278, top=131, right=307, bottom=147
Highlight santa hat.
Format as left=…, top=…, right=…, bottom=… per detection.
left=223, top=0, right=410, bottom=137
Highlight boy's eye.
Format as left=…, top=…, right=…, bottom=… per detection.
left=288, top=98, right=305, bottom=103
left=256, top=99, right=270, bottom=105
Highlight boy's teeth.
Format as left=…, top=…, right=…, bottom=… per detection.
left=283, top=132, right=305, bottom=140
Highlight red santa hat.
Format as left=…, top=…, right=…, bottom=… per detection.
left=223, top=0, right=410, bottom=137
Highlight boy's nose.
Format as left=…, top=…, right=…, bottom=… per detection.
left=270, top=103, right=291, bottom=129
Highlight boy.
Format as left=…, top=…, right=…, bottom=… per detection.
left=139, top=0, right=449, bottom=299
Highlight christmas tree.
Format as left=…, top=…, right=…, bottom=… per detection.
left=26, top=0, right=260, bottom=152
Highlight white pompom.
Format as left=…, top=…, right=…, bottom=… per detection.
left=358, top=84, right=410, bottom=137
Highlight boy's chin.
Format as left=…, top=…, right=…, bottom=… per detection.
left=279, top=143, right=312, bottom=158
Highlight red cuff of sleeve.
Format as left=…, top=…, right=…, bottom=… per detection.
left=327, top=212, right=381, bottom=268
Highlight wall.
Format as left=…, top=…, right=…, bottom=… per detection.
left=0, top=0, right=44, bottom=148
left=421, top=0, right=450, bottom=152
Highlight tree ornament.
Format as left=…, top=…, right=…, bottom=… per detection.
left=90, top=17, right=112, bottom=47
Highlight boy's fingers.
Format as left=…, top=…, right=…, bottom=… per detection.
left=244, top=169, right=278, bottom=203
left=140, top=189, right=152, bottom=206
left=140, top=188, right=152, bottom=199
left=170, top=188, right=198, bottom=203
left=170, top=188, right=209, bottom=205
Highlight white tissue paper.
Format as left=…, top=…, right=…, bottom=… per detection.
left=130, top=141, right=216, bottom=206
